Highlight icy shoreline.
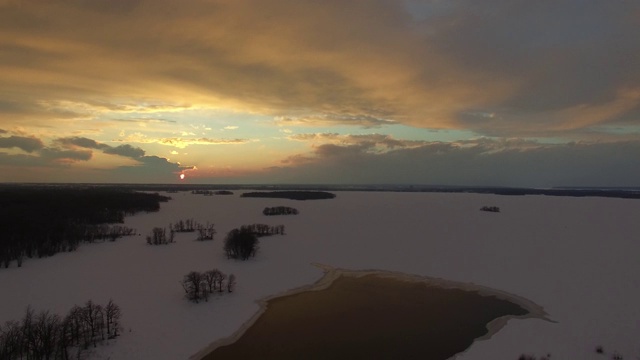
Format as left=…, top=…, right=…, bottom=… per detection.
left=192, top=263, right=551, bottom=360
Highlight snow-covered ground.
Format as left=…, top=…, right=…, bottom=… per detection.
left=1, top=191, right=639, bottom=360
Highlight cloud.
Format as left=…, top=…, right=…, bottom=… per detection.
left=0, top=135, right=44, bottom=153
left=56, top=136, right=146, bottom=158
left=116, top=135, right=254, bottom=149
left=2, top=0, right=637, bottom=137
left=0, top=135, right=191, bottom=182
left=275, top=114, right=396, bottom=128
left=109, top=155, right=195, bottom=182
left=267, top=139, right=640, bottom=187
left=0, top=148, right=92, bottom=168
left=103, top=144, right=145, bottom=158
left=288, top=133, right=428, bottom=150
left=55, top=136, right=107, bottom=150
left=223, top=126, right=239, bottom=130
left=39, top=148, right=93, bottom=162
left=111, top=118, right=177, bottom=124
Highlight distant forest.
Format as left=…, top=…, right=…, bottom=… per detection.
left=0, top=187, right=170, bottom=269
left=241, top=191, right=336, bottom=200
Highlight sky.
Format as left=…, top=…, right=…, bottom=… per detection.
left=0, top=0, right=639, bottom=186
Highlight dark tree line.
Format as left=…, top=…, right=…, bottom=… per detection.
left=263, top=206, right=299, bottom=216
left=181, top=269, right=236, bottom=303
left=223, top=224, right=285, bottom=260
left=0, top=300, right=121, bottom=360
left=0, top=187, right=169, bottom=269
left=241, top=191, right=336, bottom=200
left=191, top=190, right=234, bottom=196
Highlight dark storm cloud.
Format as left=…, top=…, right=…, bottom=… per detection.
left=55, top=137, right=108, bottom=150
left=103, top=144, right=145, bottom=159
left=56, top=137, right=146, bottom=159
left=0, top=135, right=189, bottom=180
left=269, top=139, right=640, bottom=187
left=0, top=135, right=44, bottom=153
left=39, top=148, right=93, bottom=162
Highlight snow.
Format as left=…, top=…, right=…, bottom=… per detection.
left=1, top=191, right=639, bottom=359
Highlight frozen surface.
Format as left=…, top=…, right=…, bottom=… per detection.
left=1, top=191, right=639, bottom=359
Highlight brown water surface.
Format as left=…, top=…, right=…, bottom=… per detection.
left=203, top=274, right=528, bottom=360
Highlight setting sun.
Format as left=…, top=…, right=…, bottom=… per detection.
left=180, top=173, right=185, bottom=180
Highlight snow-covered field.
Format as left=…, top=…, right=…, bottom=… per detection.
left=1, top=191, right=639, bottom=359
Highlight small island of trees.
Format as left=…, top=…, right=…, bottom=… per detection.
left=480, top=206, right=501, bottom=213
left=181, top=269, right=236, bottom=303
left=223, top=224, right=286, bottom=260
left=263, top=206, right=299, bottom=216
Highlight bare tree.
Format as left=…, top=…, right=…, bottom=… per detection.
left=21, top=306, right=34, bottom=357
left=33, top=310, right=61, bottom=359
left=146, top=227, right=172, bottom=245
left=204, top=270, right=220, bottom=293
left=0, top=321, right=21, bottom=359
left=182, top=271, right=205, bottom=303
left=217, top=272, right=227, bottom=293
left=227, top=274, right=236, bottom=293
left=105, top=299, right=122, bottom=339
left=81, top=300, right=103, bottom=348
left=196, top=222, right=216, bottom=241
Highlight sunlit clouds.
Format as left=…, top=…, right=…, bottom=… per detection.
left=0, top=0, right=639, bottom=185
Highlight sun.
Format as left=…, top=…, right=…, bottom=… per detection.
left=179, top=173, right=185, bottom=180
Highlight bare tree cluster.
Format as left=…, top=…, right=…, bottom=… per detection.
left=195, top=222, right=216, bottom=241
left=170, top=219, right=197, bottom=233
left=170, top=219, right=216, bottom=240
left=238, top=224, right=285, bottom=237
left=181, top=269, right=236, bottom=303
left=0, top=300, right=121, bottom=360
left=480, top=206, right=501, bottom=213
left=79, top=224, right=137, bottom=243
left=2, top=224, right=136, bottom=269
left=146, top=220, right=216, bottom=244
left=263, top=206, right=299, bottom=216
left=146, top=227, right=175, bottom=245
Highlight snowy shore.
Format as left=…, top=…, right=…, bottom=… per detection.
left=1, top=191, right=639, bottom=359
